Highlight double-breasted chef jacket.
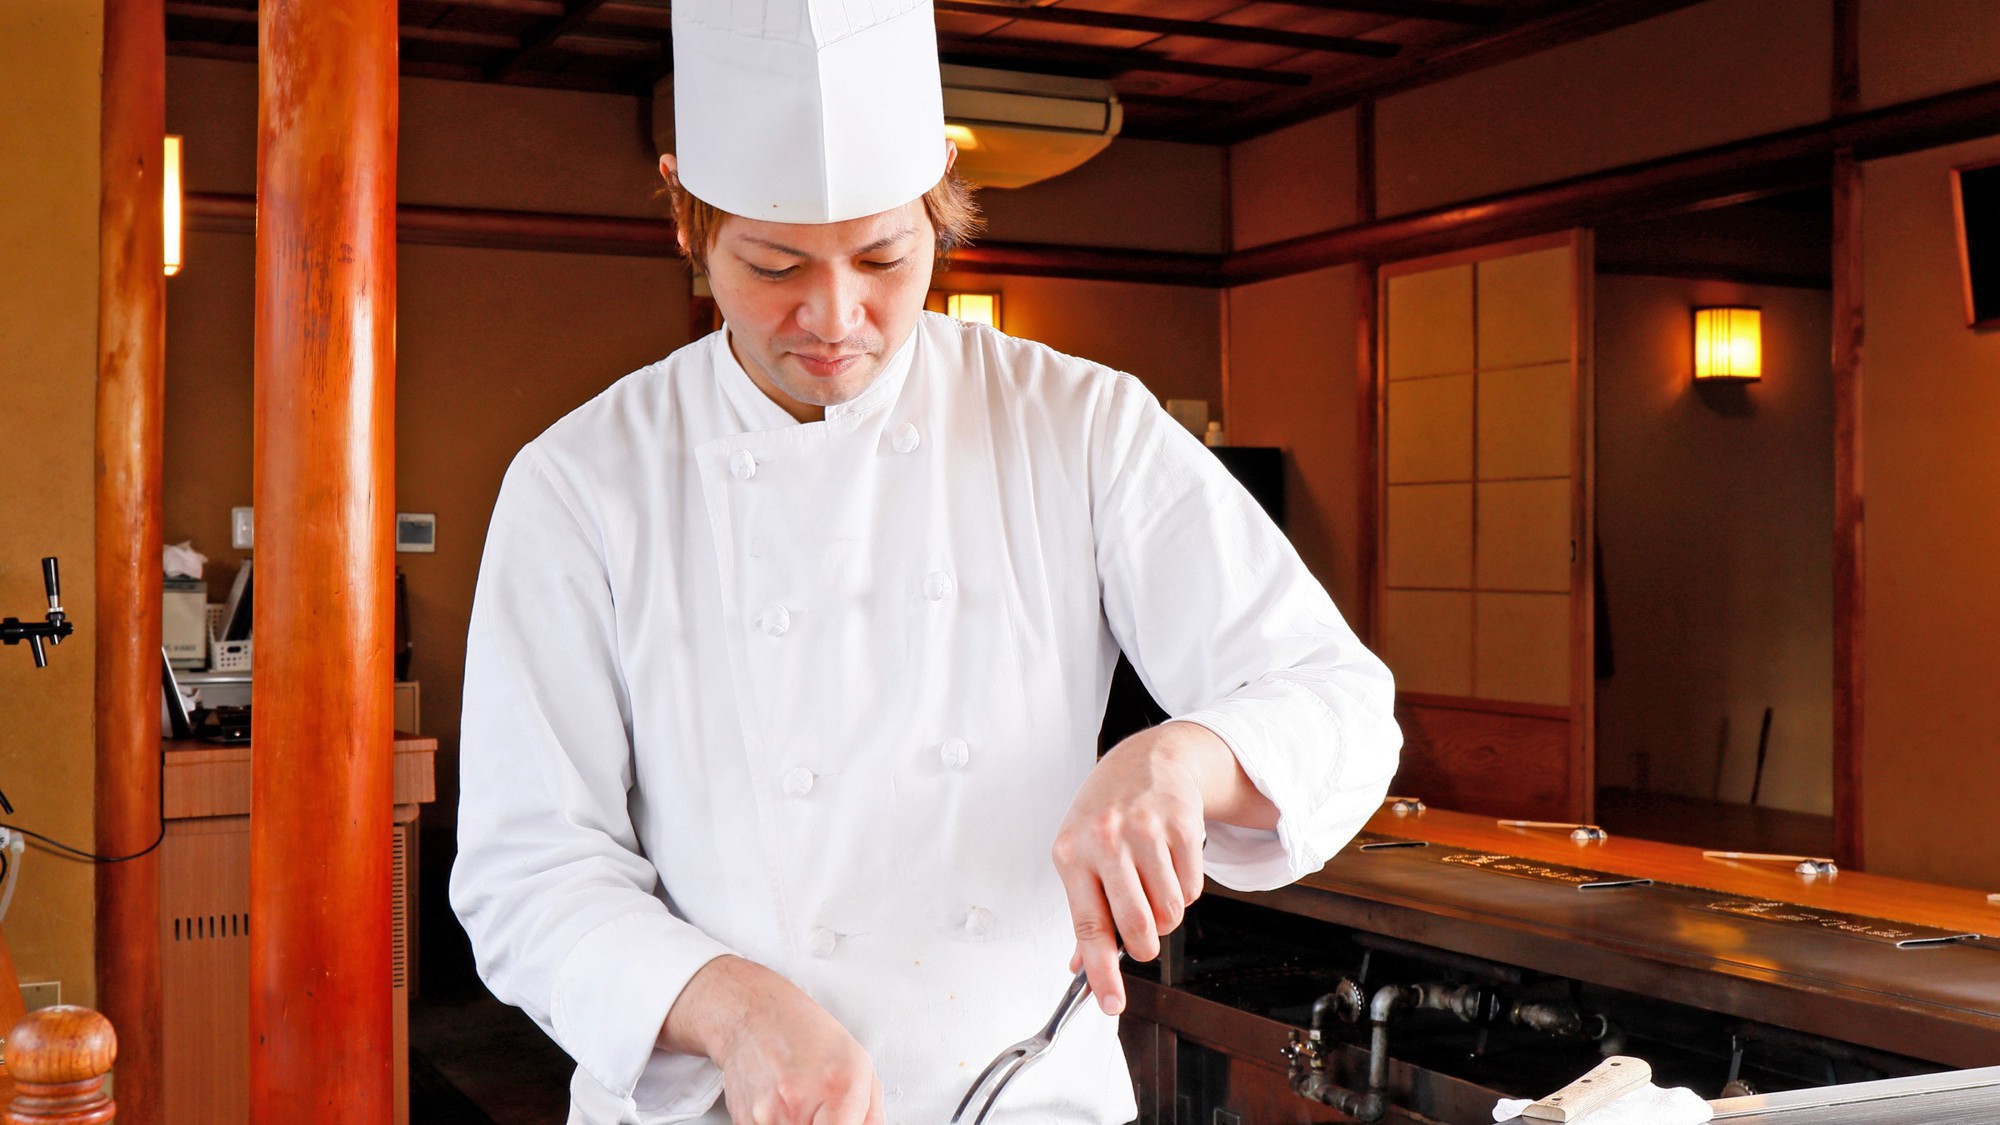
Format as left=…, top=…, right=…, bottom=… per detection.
left=452, top=311, right=1403, bottom=1124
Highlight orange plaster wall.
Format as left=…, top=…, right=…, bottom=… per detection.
left=978, top=139, right=1226, bottom=254
left=1858, top=0, right=2000, bottom=110
left=1374, top=0, right=1831, bottom=217
left=1221, top=266, right=1365, bottom=621
left=1858, top=136, right=2000, bottom=890
left=1593, top=276, right=1834, bottom=816
left=1228, top=109, right=1358, bottom=251
left=0, top=0, right=103, bottom=1008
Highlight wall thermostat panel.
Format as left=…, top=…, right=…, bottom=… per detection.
left=395, top=512, right=436, bottom=553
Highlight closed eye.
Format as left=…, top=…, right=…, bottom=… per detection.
left=747, top=264, right=797, bottom=280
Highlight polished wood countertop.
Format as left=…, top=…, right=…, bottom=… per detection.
left=162, top=733, right=436, bottom=819
left=1306, top=804, right=2000, bottom=940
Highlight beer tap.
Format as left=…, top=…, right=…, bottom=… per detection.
left=2, top=557, right=75, bottom=668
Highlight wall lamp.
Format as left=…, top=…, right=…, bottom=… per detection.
left=944, top=291, right=1001, bottom=330
left=1693, top=306, right=1760, bottom=382
left=164, top=134, right=183, bottom=277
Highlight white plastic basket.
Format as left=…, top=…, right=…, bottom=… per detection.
left=211, top=638, right=252, bottom=673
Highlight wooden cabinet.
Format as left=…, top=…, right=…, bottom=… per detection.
left=160, top=735, right=434, bottom=1125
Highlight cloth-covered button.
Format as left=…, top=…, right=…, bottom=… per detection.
left=963, top=906, right=994, bottom=937
left=924, top=571, right=956, bottom=602
left=831, top=412, right=864, bottom=436
left=807, top=927, right=838, bottom=958
left=729, top=449, right=758, bottom=480
left=940, top=738, right=970, bottom=770
left=782, top=767, right=815, bottom=798
left=757, top=604, right=791, bottom=637
left=892, top=422, right=922, bottom=454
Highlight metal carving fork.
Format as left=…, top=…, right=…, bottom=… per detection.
left=948, top=968, right=1094, bottom=1124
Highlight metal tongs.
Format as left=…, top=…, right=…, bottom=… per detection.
left=948, top=968, right=1093, bottom=1124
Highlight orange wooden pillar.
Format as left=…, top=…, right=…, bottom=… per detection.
left=248, top=0, right=398, bottom=1119
left=94, top=0, right=167, bottom=1118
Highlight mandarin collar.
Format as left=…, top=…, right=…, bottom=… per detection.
left=713, top=323, right=920, bottom=433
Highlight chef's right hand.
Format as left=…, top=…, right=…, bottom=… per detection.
left=662, top=955, right=886, bottom=1125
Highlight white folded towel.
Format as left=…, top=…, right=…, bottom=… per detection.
left=1493, top=1081, right=1713, bottom=1124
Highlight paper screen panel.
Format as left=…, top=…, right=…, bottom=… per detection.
left=1382, top=589, right=1474, bottom=697
left=1476, top=478, right=1572, bottom=593
left=1476, top=246, right=1573, bottom=370
left=1478, top=362, right=1573, bottom=480
left=1386, top=264, right=1474, bottom=380
left=1387, top=373, right=1475, bottom=484
left=1386, top=483, right=1474, bottom=589
left=1474, top=592, right=1571, bottom=705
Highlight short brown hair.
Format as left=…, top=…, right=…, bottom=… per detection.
left=663, top=172, right=983, bottom=276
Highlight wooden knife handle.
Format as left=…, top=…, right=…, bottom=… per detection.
left=1519, top=1056, right=1652, bottom=1122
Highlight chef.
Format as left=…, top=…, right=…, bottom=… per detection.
left=450, top=1, right=1401, bottom=1123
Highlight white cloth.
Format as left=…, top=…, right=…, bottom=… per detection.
left=671, top=0, right=947, bottom=223
left=452, top=312, right=1402, bottom=1124
left=1493, top=1083, right=1714, bottom=1124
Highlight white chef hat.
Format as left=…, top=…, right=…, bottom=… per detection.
left=671, top=0, right=948, bottom=225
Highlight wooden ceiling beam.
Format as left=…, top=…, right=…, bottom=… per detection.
left=935, top=0, right=1399, bottom=58
left=1249, top=0, right=1504, bottom=24
left=167, top=2, right=655, bottom=58
left=939, top=35, right=1311, bottom=87
left=486, top=0, right=616, bottom=80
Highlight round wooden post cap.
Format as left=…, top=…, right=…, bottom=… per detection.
left=4, top=1006, right=117, bottom=1084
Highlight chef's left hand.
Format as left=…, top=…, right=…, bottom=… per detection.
left=1052, top=721, right=1277, bottom=1016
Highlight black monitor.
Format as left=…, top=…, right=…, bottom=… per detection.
left=1952, top=159, right=2000, bottom=329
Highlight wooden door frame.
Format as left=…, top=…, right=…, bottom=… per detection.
left=1374, top=230, right=1594, bottom=822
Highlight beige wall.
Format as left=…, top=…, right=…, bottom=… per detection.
left=1374, top=0, right=1831, bottom=217
left=0, top=0, right=103, bottom=1007
left=1858, top=0, right=2000, bottom=110
left=1229, top=110, right=1359, bottom=251
left=1593, top=276, right=1834, bottom=816
left=1222, top=268, right=1366, bottom=620
left=979, top=138, right=1226, bottom=254
left=1859, top=135, right=2000, bottom=889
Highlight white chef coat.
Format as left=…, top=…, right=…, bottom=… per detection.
left=451, top=311, right=1401, bottom=1125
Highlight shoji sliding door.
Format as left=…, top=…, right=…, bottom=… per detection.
left=1376, top=232, right=1594, bottom=821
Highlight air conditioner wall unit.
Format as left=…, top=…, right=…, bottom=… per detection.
left=941, top=64, right=1124, bottom=190
left=651, top=65, right=1123, bottom=195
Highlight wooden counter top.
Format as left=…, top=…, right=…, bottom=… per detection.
left=1315, top=805, right=2000, bottom=940
left=162, top=733, right=436, bottom=819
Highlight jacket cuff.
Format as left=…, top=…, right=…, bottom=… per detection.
left=551, top=910, right=737, bottom=1105
left=1174, top=683, right=1345, bottom=891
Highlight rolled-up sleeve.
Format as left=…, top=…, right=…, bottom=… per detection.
left=1090, top=374, right=1402, bottom=891
left=450, top=449, right=735, bottom=1115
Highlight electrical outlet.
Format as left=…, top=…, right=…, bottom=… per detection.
left=19, top=981, right=59, bottom=1010
left=231, top=506, right=255, bottom=550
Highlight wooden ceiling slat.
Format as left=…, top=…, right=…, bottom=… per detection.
left=1250, top=0, right=1503, bottom=23
left=935, top=0, right=1400, bottom=57
left=938, top=34, right=1312, bottom=86
left=487, top=0, right=616, bottom=80
left=151, top=0, right=1612, bottom=143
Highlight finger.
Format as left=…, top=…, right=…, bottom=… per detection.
left=809, top=1079, right=873, bottom=1125
left=1133, top=835, right=1186, bottom=935
left=1169, top=817, right=1205, bottom=906
left=1101, top=861, right=1160, bottom=963
left=864, top=1078, right=887, bottom=1125
left=1056, top=863, right=1124, bottom=1014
